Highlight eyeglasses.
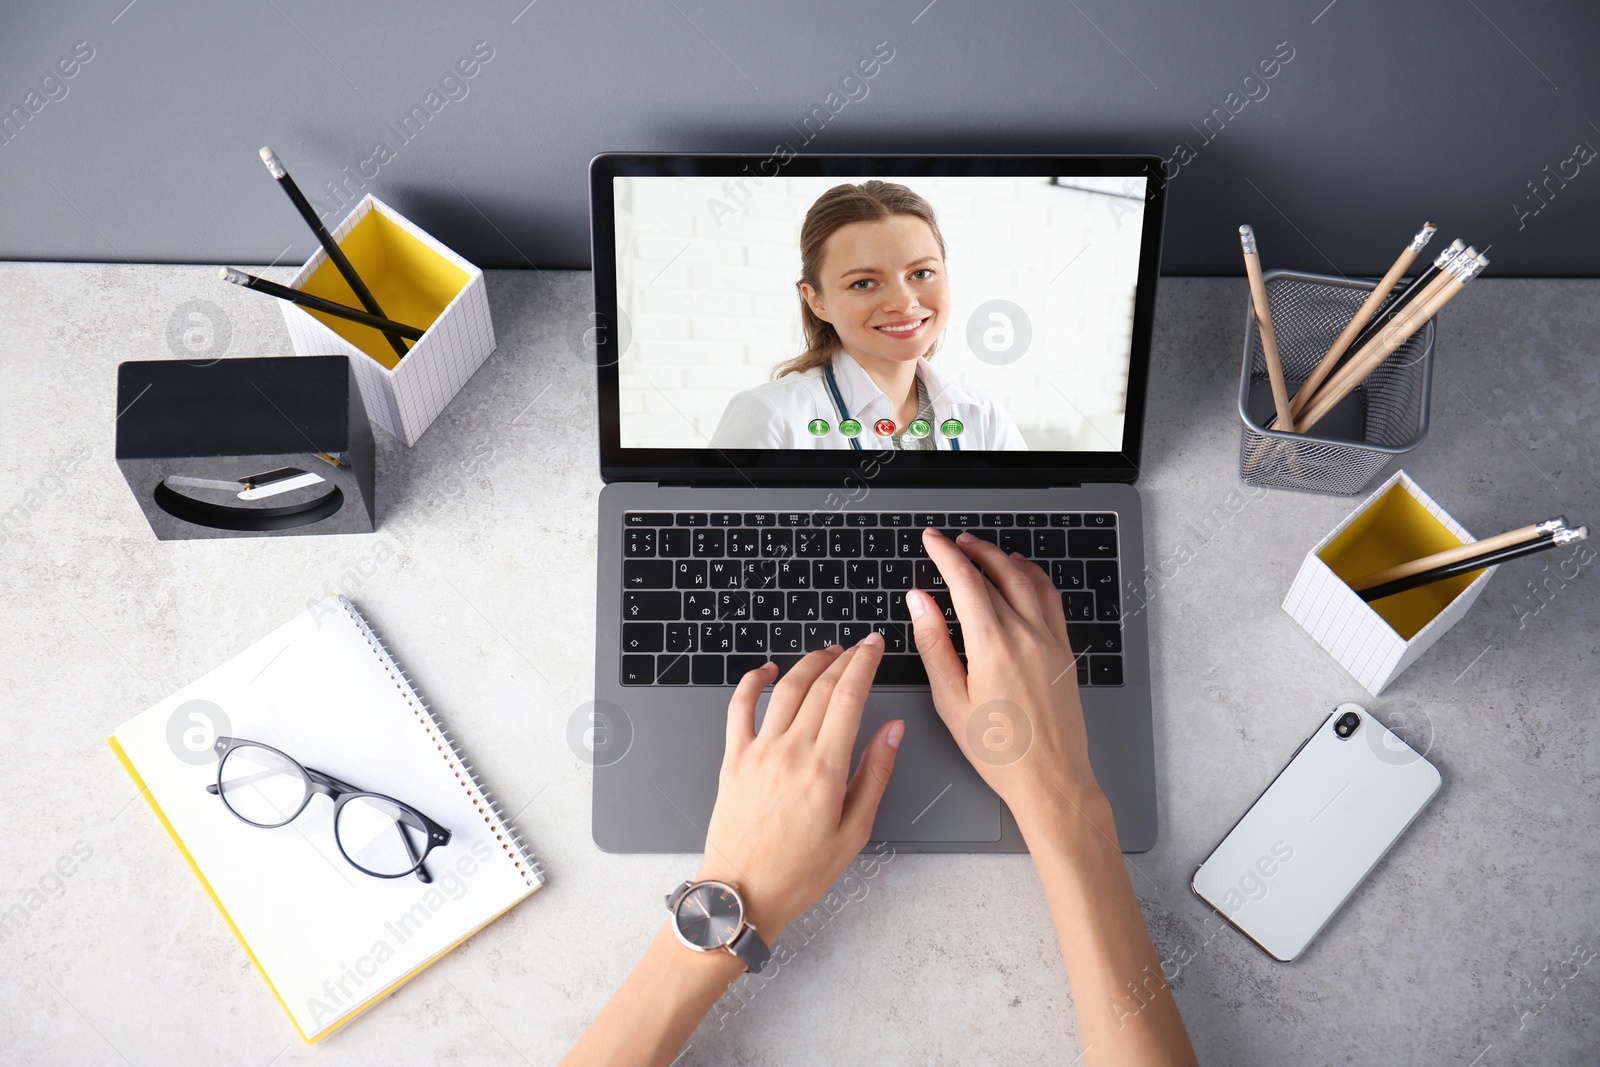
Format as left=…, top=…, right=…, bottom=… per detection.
left=206, top=736, right=452, bottom=883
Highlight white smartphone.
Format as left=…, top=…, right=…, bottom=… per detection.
left=1191, top=702, right=1441, bottom=962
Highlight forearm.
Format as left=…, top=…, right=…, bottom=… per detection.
left=1017, top=789, right=1197, bottom=1067
left=561, top=919, right=746, bottom=1067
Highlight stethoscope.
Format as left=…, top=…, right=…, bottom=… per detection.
left=823, top=364, right=961, bottom=451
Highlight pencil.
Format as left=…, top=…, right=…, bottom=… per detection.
left=259, top=147, right=410, bottom=359
left=1240, top=225, right=1295, bottom=432
left=1347, top=517, right=1567, bottom=591
left=219, top=267, right=427, bottom=340
left=1280, top=223, right=1436, bottom=427
left=1297, top=250, right=1485, bottom=433
left=1334, top=237, right=1467, bottom=383
left=1360, top=525, right=1588, bottom=602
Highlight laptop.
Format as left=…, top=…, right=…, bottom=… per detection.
left=589, top=154, right=1165, bottom=853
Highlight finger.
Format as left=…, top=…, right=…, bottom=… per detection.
left=1011, top=551, right=1070, bottom=647
left=725, top=661, right=777, bottom=757
left=762, top=644, right=846, bottom=736
left=790, top=640, right=864, bottom=742
left=922, top=528, right=1007, bottom=638
left=815, top=632, right=885, bottom=754
left=841, top=718, right=903, bottom=840
left=953, top=533, right=1047, bottom=628
left=907, top=589, right=968, bottom=706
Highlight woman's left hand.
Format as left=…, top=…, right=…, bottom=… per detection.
left=693, top=636, right=903, bottom=938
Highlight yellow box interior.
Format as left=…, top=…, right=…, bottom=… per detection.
left=1317, top=482, right=1482, bottom=640
left=300, top=208, right=469, bottom=371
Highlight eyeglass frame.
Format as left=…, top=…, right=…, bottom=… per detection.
left=205, top=735, right=452, bottom=884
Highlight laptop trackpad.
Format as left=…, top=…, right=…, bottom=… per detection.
left=754, top=691, right=1004, bottom=842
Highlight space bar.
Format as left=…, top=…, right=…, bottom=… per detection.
left=873, top=655, right=928, bottom=686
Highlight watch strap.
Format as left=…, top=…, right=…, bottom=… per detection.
left=729, top=924, right=771, bottom=974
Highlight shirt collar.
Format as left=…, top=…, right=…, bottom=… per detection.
left=831, top=350, right=976, bottom=421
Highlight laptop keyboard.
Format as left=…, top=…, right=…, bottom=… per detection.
left=620, top=511, right=1124, bottom=687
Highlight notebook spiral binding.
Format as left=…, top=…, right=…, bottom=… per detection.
left=336, top=596, right=545, bottom=888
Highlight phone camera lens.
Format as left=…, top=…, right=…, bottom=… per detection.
left=1334, top=711, right=1361, bottom=739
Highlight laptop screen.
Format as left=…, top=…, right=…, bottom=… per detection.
left=591, top=155, right=1166, bottom=484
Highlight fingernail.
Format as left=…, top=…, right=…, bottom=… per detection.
left=906, top=590, right=928, bottom=619
left=827, top=643, right=846, bottom=653
left=956, top=531, right=977, bottom=544
left=860, top=631, right=884, bottom=647
left=925, top=527, right=943, bottom=538
left=885, top=720, right=904, bottom=749
left=1009, top=551, right=1026, bottom=562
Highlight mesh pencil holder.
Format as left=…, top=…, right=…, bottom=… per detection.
left=1237, top=269, right=1434, bottom=495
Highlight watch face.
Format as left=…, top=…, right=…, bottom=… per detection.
left=674, top=883, right=743, bottom=949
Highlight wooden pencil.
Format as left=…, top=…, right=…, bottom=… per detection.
left=1347, top=518, right=1566, bottom=591
left=1240, top=225, right=1296, bottom=432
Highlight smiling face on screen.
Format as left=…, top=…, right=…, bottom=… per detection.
left=799, top=215, right=949, bottom=371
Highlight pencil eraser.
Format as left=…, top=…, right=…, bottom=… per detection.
left=259, top=146, right=286, bottom=178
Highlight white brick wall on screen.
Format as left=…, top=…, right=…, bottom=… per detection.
left=615, top=174, right=1145, bottom=450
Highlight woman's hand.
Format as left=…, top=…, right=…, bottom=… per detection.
left=908, top=528, right=1108, bottom=830
left=693, top=637, right=903, bottom=939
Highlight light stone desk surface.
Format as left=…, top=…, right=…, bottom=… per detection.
left=1, top=264, right=1595, bottom=1066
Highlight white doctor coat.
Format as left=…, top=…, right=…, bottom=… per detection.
left=708, top=351, right=1028, bottom=450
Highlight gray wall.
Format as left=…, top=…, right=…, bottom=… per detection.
left=3, top=0, right=1599, bottom=275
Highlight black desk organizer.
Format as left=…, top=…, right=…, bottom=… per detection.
left=116, top=356, right=375, bottom=540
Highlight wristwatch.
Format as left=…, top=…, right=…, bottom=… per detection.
left=665, top=879, right=771, bottom=973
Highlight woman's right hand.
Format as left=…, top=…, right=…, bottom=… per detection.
left=906, top=528, right=1109, bottom=830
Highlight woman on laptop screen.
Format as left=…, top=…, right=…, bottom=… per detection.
left=708, top=181, right=1027, bottom=451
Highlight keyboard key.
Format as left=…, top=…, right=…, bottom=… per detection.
left=846, top=560, right=880, bottom=589
left=1016, top=513, right=1049, bottom=528
left=1034, top=529, right=1067, bottom=558
left=1085, top=513, right=1116, bottom=528
left=876, top=656, right=929, bottom=685
left=947, top=621, right=965, bottom=654
left=1069, top=528, right=1118, bottom=559
left=802, top=623, right=837, bottom=650
left=709, top=512, right=741, bottom=528
left=718, top=591, right=751, bottom=620
left=838, top=622, right=877, bottom=646
left=665, top=623, right=697, bottom=653
left=795, top=529, right=828, bottom=557
left=981, top=513, right=1012, bottom=527
left=683, top=591, right=717, bottom=620
left=913, top=560, right=948, bottom=589
left=707, top=560, right=741, bottom=589
left=1089, top=655, right=1124, bottom=686
left=744, top=512, right=776, bottom=527
left=728, top=529, right=761, bottom=557
left=855, top=591, right=890, bottom=621
left=624, top=529, right=656, bottom=557
left=1062, top=592, right=1095, bottom=621
left=1052, top=559, right=1085, bottom=590
left=881, top=513, right=914, bottom=528
left=761, top=529, right=794, bottom=558
left=861, top=528, right=895, bottom=557
left=622, top=623, right=664, bottom=653
left=656, top=654, right=690, bottom=684
left=727, top=655, right=769, bottom=680
left=870, top=621, right=907, bottom=653
left=621, top=655, right=654, bottom=684
left=625, top=512, right=671, bottom=527
left=845, top=513, right=875, bottom=527
left=623, top=592, right=679, bottom=620
left=948, top=512, right=980, bottom=529
left=1076, top=659, right=1089, bottom=686
left=820, top=591, right=854, bottom=621
left=913, top=513, right=946, bottom=527
left=829, top=529, right=861, bottom=557
left=735, top=622, right=768, bottom=652
left=880, top=559, right=914, bottom=589
left=786, top=591, right=819, bottom=620
left=692, top=655, right=724, bottom=685
left=770, top=654, right=805, bottom=675
left=699, top=623, right=733, bottom=652
left=970, top=528, right=1000, bottom=545
left=675, top=560, right=708, bottom=589
left=778, top=512, right=811, bottom=527
left=769, top=623, right=803, bottom=653
left=997, top=529, right=1031, bottom=556
left=1049, top=514, right=1083, bottom=528
left=897, top=529, right=927, bottom=557
left=1067, top=622, right=1122, bottom=655
left=749, top=590, right=784, bottom=620
left=889, top=591, right=912, bottom=621
left=777, top=560, right=812, bottom=588
left=658, top=528, right=692, bottom=557
left=623, top=560, right=673, bottom=589
left=1085, top=561, right=1120, bottom=620
left=691, top=529, right=725, bottom=557
left=927, top=590, right=957, bottom=622
left=743, top=559, right=777, bottom=589
left=813, top=560, right=845, bottom=589
left=675, top=513, right=707, bottom=527
left=813, top=511, right=845, bottom=527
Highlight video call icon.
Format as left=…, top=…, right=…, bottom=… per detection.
left=839, top=419, right=862, bottom=438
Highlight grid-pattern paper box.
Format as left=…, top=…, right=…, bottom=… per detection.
left=280, top=194, right=495, bottom=446
left=1282, top=469, right=1494, bottom=694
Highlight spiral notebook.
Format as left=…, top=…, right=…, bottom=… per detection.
left=108, top=595, right=544, bottom=1042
